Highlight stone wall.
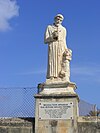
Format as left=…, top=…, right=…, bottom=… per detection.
left=0, top=117, right=100, bottom=133
left=78, top=116, right=100, bottom=133
left=0, top=118, right=35, bottom=133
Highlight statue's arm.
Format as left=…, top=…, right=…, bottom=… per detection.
left=44, top=26, right=54, bottom=44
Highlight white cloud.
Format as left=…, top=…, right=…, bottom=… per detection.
left=72, top=66, right=94, bottom=76
left=0, top=0, right=19, bottom=31
left=71, top=64, right=100, bottom=83
left=15, top=69, right=46, bottom=76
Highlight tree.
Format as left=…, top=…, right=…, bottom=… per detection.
left=87, top=105, right=100, bottom=116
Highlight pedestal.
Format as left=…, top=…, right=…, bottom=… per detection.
left=34, top=82, right=79, bottom=133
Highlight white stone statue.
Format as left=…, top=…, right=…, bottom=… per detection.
left=44, top=14, right=72, bottom=83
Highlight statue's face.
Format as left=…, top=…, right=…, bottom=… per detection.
left=54, top=16, right=63, bottom=25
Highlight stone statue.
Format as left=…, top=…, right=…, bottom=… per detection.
left=44, top=14, right=72, bottom=83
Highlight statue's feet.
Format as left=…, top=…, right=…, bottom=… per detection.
left=50, top=76, right=54, bottom=80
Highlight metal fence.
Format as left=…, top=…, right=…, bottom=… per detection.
left=0, top=87, right=37, bottom=117
left=0, top=87, right=95, bottom=117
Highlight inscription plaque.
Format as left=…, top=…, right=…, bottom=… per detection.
left=39, top=102, right=73, bottom=119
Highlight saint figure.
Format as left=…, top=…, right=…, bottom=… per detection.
left=44, top=14, right=67, bottom=81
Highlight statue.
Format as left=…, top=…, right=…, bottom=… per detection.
left=44, top=14, right=72, bottom=83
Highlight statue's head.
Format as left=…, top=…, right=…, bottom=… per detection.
left=54, top=14, right=64, bottom=25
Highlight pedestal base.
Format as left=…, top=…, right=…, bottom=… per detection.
left=34, top=82, right=79, bottom=133
left=38, top=82, right=77, bottom=95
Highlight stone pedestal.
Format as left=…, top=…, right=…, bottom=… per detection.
left=34, top=82, right=79, bottom=133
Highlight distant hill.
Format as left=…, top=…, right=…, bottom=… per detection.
left=79, top=99, right=95, bottom=116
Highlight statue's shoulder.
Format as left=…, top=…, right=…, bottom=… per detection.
left=61, top=25, right=66, bottom=31
left=46, top=25, right=55, bottom=32
left=47, top=24, right=53, bottom=29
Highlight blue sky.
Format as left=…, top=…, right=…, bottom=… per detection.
left=0, top=0, right=100, bottom=108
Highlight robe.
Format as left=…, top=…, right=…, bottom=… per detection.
left=44, top=24, right=67, bottom=79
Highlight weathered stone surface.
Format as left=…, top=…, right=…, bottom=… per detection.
left=78, top=117, right=100, bottom=133
left=37, top=82, right=77, bottom=95
left=0, top=117, right=100, bottom=133
left=35, top=94, right=79, bottom=133
left=0, top=118, right=34, bottom=133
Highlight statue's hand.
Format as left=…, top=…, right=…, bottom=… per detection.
left=52, top=31, right=58, bottom=40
